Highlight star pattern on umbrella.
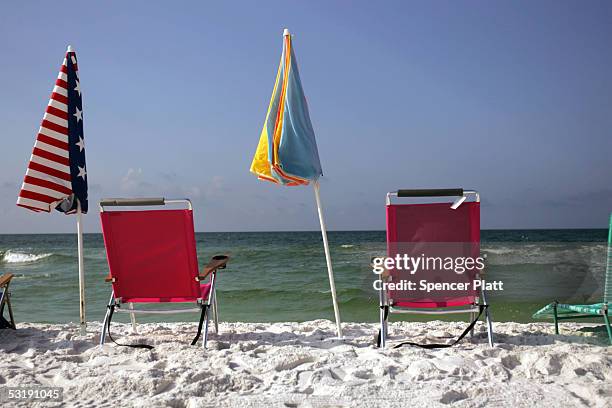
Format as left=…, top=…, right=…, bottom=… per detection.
left=76, top=136, right=85, bottom=152
left=77, top=165, right=87, bottom=180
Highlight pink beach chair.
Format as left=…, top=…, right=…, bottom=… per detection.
left=378, top=189, right=494, bottom=348
left=99, top=198, right=228, bottom=349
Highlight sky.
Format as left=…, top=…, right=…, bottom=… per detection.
left=1, top=1, right=611, bottom=233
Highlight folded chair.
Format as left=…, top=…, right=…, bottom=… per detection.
left=533, top=213, right=612, bottom=344
left=378, top=189, right=494, bottom=348
left=0, top=273, right=16, bottom=329
left=99, top=198, right=229, bottom=349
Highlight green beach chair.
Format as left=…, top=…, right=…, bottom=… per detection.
left=532, top=213, right=612, bottom=344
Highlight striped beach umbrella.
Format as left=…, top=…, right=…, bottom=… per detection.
left=16, top=46, right=88, bottom=332
left=250, top=29, right=342, bottom=337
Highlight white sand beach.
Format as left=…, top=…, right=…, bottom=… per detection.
left=1, top=320, right=611, bottom=407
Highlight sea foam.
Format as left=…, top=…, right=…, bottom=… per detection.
left=1, top=250, right=52, bottom=264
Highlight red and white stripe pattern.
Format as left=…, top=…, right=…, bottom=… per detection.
left=17, top=52, right=77, bottom=212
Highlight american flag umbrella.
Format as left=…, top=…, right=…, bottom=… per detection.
left=16, top=45, right=88, bottom=331
left=250, top=29, right=342, bottom=337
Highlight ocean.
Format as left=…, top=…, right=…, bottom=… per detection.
left=0, top=230, right=608, bottom=325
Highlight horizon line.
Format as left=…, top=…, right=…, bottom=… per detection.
left=0, top=226, right=608, bottom=235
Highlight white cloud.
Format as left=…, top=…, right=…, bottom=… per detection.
left=120, top=168, right=145, bottom=192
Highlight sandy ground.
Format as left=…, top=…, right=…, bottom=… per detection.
left=0, top=320, right=611, bottom=407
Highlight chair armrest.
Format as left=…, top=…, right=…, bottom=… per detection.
left=0, top=273, right=14, bottom=287
left=197, top=255, right=229, bottom=281
left=104, top=275, right=115, bottom=283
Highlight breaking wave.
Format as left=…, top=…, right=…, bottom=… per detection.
left=0, top=250, right=53, bottom=264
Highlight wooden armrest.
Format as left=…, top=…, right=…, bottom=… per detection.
left=0, top=273, right=14, bottom=287
left=197, top=255, right=229, bottom=281
left=104, top=275, right=114, bottom=283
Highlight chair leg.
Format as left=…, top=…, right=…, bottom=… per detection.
left=1, top=280, right=16, bottom=330
left=100, top=291, right=114, bottom=346
left=1, top=291, right=16, bottom=330
left=379, top=306, right=387, bottom=348
left=129, top=303, right=137, bottom=333
left=553, top=302, right=559, bottom=335
left=202, top=305, right=211, bottom=349
left=212, top=292, right=219, bottom=334
left=6, top=295, right=15, bottom=329
left=383, top=313, right=388, bottom=346
left=480, top=289, right=494, bottom=347
left=469, top=311, right=476, bottom=337
left=603, top=312, right=612, bottom=346
left=485, top=307, right=494, bottom=347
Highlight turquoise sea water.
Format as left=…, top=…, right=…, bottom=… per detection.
left=0, top=230, right=608, bottom=324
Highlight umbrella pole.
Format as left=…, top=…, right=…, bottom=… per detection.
left=76, top=200, right=86, bottom=334
left=313, top=181, right=343, bottom=338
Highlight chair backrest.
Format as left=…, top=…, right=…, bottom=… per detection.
left=605, top=213, right=612, bottom=303
left=386, top=200, right=480, bottom=308
left=100, top=208, right=200, bottom=303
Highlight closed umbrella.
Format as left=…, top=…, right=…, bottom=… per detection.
left=16, top=46, right=88, bottom=333
left=251, top=29, right=342, bottom=337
